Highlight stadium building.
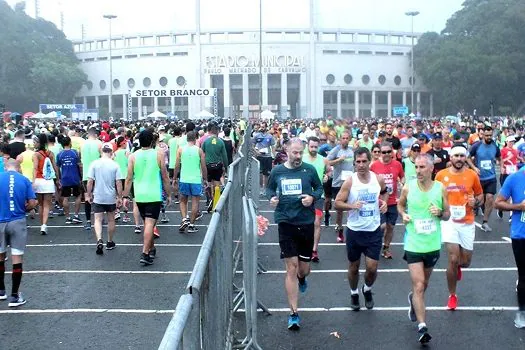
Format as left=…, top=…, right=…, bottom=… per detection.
left=72, top=2, right=432, bottom=120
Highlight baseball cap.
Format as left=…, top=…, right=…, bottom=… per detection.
left=459, top=122, right=466, bottom=127
left=158, top=125, right=166, bottom=131
left=432, top=132, right=443, bottom=139
left=507, top=136, right=516, bottom=143
left=101, top=142, right=114, bottom=153
left=417, top=133, right=427, bottom=140
left=411, top=143, right=421, bottom=151
left=282, top=128, right=289, bottom=134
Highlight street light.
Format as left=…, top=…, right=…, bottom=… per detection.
left=405, top=10, right=419, bottom=115
left=103, top=14, right=117, bottom=118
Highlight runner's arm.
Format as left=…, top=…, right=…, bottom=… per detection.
left=157, top=150, right=171, bottom=198
left=397, top=184, right=409, bottom=218
left=495, top=194, right=524, bottom=211
left=377, top=175, right=389, bottom=203
left=439, top=186, right=451, bottom=221
left=122, top=154, right=135, bottom=198
left=333, top=177, right=355, bottom=210
left=199, top=149, right=208, bottom=183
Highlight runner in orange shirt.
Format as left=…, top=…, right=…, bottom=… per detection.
left=435, top=144, right=483, bottom=310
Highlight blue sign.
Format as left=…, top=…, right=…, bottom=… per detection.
left=393, top=105, right=409, bottom=116
left=39, top=104, right=85, bottom=111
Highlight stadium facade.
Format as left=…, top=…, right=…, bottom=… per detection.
left=72, top=4, right=431, bottom=120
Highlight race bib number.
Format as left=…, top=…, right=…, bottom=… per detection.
left=359, top=203, right=375, bottom=217
left=341, top=170, right=352, bottom=181
left=259, top=147, right=269, bottom=155
left=281, top=178, right=302, bottom=196
left=386, top=182, right=394, bottom=195
left=480, top=160, right=492, bottom=170
left=506, top=165, right=517, bottom=174
left=414, top=219, right=436, bottom=235
left=450, top=205, right=466, bottom=220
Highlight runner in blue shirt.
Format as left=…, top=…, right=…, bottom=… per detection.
left=0, top=159, right=38, bottom=307
left=56, top=136, right=83, bottom=224
left=495, top=171, right=525, bottom=328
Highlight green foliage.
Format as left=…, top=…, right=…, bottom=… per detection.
left=0, top=0, right=86, bottom=112
left=414, top=0, right=525, bottom=115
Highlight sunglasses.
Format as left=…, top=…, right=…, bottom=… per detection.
left=381, top=150, right=392, bottom=154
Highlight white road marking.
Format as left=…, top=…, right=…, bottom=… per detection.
left=237, top=267, right=518, bottom=274
left=255, top=241, right=509, bottom=246
left=238, top=306, right=520, bottom=312
left=3, top=270, right=192, bottom=275
left=26, top=243, right=202, bottom=247
left=0, top=309, right=176, bottom=314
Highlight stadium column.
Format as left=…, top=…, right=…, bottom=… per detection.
left=262, top=73, right=268, bottom=109
left=153, top=96, right=158, bottom=112
left=95, top=96, right=100, bottom=110
left=83, top=96, right=87, bottom=109
left=122, top=94, right=126, bottom=118
left=242, top=74, right=249, bottom=119
left=387, top=91, right=392, bottom=118
left=354, top=90, right=359, bottom=119
left=416, top=92, right=421, bottom=116
left=138, top=96, right=142, bottom=119
left=170, top=97, right=175, bottom=114
left=281, top=73, right=287, bottom=118
left=300, top=73, right=307, bottom=118
left=371, top=91, right=376, bottom=118
left=429, top=94, right=434, bottom=117
left=402, top=92, right=407, bottom=108
left=204, top=75, right=211, bottom=110
left=336, top=90, right=342, bottom=119
left=224, top=73, right=230, bottom=118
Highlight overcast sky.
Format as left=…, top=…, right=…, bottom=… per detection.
left=7, top=0, right=465, bottom=40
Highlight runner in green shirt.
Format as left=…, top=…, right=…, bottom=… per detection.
left=80, top=128, right=102, bottom=230
left=201, top=123, right=228, bottom=212
left=397, top=153, right=450, bottom=345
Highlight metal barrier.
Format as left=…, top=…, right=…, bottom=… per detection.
left=159, top=125, right=266, bottom=350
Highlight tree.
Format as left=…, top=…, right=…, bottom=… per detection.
left=0, top=0, right=86, bottom=112
left=414, top=0, right=525, bottom=115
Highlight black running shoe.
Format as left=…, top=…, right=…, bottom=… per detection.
left=362, top=285, right=374, bottom=309
left=324, top=213, right=330, bottom=227
left=106, top=241, right=116, bottom=250
left=96, top=239, right=104, bottom=255
left=140, top=253, right=154, bottom=265
left=149, top=247, right=156, bottom=259
left=206, top=200, right=213, bottom=213
left=350, top=293, right=360, bottom=311
left=418, top=326, right=432, bottom=344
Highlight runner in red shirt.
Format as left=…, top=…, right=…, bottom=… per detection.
left=370, top=141, right=405, bottom=259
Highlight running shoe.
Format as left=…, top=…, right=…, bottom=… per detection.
left=195, top=212, right=204, bottom=221
left=362, top=285, right=374, bottom=309
left=122, top=215, right=131, bottom=223
left=140, top=252, right=154, bottom=265
left=408, top=292, right=416, bottom=322
left=418, top=326, right=432, bottom=344
left=497, top=209, right=503, bottom=219
left=457, top=265, right=462, bottom=281
left=149, top=247, right=157, bottom=259
left=382, top=247, right=393, bottom=259
left=515, top=311, right=525, bottom=329
left=48, top=211, right=55, bottom=218
left=160, top=213, right=169, bottom=223
left=106, top=241, right=116, bottom=250
left=188, top=224, right=199, bottom=233
left=206, top=199, right=214, bottom=213
left=179, top=218, right=190, bottom=232
left=57, top=208, right=65, bottom=216
left=114, top=212, right=121, bottom=221
left=153, top=226, right=160, bottom=238
left=84, top=221, right=91, bottom=231
left=287, top=313, right=300, bottom=330
left=350, top=293, right=360, bottom=311
left=8, top=293, right=26, bottom=307
left=0, top=290, right=6, bottom=300
left=65, top=217, right=73, bottom=224
left=40, top=224, right=47, bottom=235
left=134, top=226, right=141, bottom=234
left=447, top=294, right=458, bottom=310
left=324, top=213, right=330, bottom=227
left=71, top=216, right=83, bottom=224
left=298, top=278, right=308, bottom=293
left=336, top=226, right=344, bottom=243
left=96, top=239, right=104, bottom=255
left=312, top=250, right=319, bottom=263
left=481, top=222, right=492, bottom=232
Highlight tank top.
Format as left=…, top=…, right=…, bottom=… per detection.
left=20, top=150, right=35, bottom=181
left=114, top=149, right=128, bottom=180
left=81, top=139, right=101, bottom=181
left=346, top=172, right=381, bottom=232
left=133, top=148, right=162, bottom=202
left=35, top=150, right=51, bottom=179
left=404, top=180, right=443, bottom=253
left=302, top=154, right=325, bottom=183
left=180, top=145, right=202, bottom=184
left=402, top=158, right=417, bottom=182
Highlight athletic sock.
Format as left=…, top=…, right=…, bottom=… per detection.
left=11, top=263, right=22, bottom=296
left=363, top=284, right=372, bottom=292
left=297, top=275, right=306, bottom=285
left=350, top=288, right=359, bottom=295
left=85, top=202, right=92, bottom=222
left=0, top=260, right=5, bottom=290
left=418, top=322, right=427, bottom=330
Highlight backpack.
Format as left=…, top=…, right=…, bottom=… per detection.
left=41, top=151, right=56, bottom=180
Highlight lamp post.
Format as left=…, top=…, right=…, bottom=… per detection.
left=259, top=0, right=263, bottom=120
left=405, top=10, right=419, bottom=114
left=103, top=14, right=117, bottom=118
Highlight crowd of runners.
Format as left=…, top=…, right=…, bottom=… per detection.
left=0, top=115, right=524, bottom=344
left=257, top=116, right=525, bottom=343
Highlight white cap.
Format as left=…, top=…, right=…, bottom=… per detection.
left=282, top=129, right=289, bottom=134
left=507, top=136, right=516, bottom=142
left=459, top=122, right=466, bottom=126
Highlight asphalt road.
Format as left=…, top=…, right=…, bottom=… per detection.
left=0, top=202, right=211, bottom=350
left=234, top=199, right=525, bottom=350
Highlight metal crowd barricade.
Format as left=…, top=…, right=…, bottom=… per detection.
left=159, top=125, right=267, bottom=350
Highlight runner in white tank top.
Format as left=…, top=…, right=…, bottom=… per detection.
left=335, top=147, right=388, bottom=311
